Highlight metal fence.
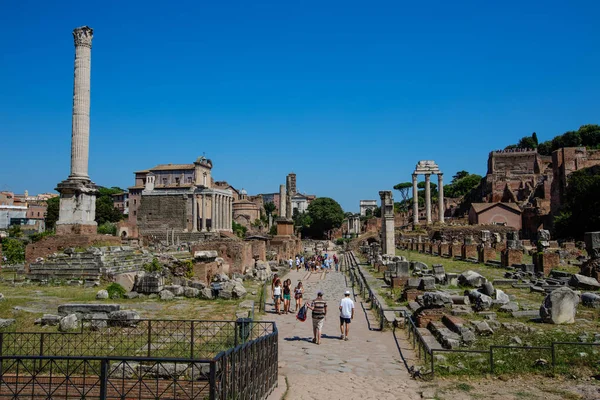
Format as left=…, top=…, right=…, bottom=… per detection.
left=0, top=320, right=278, bottom=399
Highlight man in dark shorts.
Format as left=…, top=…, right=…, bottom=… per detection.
left=339, top=290, right=355, bottom=340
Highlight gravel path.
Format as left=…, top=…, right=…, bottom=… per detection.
left=266, top=259, right=421, bottom=400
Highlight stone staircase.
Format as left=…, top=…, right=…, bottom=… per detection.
left=29, top=246, right=152, bottom=281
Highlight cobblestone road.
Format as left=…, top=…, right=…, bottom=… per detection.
left=266, top=262, right=421, bottom=400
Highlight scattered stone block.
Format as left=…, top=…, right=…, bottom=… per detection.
left=458, top=271, right=486, bottom=287
left=419, top=276, right=436, bottom=291
left=446, top=273, right=458, bottom=287
left=164, top=285, right=184, bottom=296
left=511, top=310, right=541, bottom=319
left=582, top=292, right=600, bottom=308
left=108, top=310, right=140, bottom=327
left=481, top=282, right=495, bottom=297
left=58, top=304, right=120, bottom=316
left=499, top=302, right=519, bottom=313
left=540, top=286, right=580, bottom=324
left=184, top=287, right=201, bottom=298
left=0, top=318, right=16, bottom=329
left=422, top=291, right=452, bottom=308
left=96, top=290, right=109, bottom=300
left=59, top=314, right=78, bottom=331
left=159, top=290, right=175, bottom=301
left=428, top=321, right=461, bottom=349
left=495, top=289, right=510, bottom=304
left=569, top=274, right=600, bottom=290
left=473, top=320, right=494, bottom=336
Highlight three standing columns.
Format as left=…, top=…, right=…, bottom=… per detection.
left=412, top=173, right=445, bottom=226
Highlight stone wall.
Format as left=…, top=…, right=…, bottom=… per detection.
left=25, top=234, right=121, bottom=270
left=28, top=245, right=151, bottom=281
left=191, top=239, right=254, bottom=274
left=137, top=194, right=190, bottom=232
left=267, top=237, right=302, bottom=263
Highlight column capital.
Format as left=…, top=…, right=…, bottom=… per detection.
left=412, top=173, right=418, bottom=179
left=437, top=172, right=443, bottom=177
left=73, top=26, right=93, bottom=48
left=425, top=173, right=431, bottom=180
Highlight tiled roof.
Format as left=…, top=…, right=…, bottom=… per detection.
left=150, top=164, right=195, bottom=171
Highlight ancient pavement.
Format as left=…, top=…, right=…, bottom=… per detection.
left=266, top=262, right=421, bottom=400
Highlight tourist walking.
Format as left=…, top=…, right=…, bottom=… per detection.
left=283, top=279, right=292, bottom=314
left=294, top=281, right=304, bottom=312
left=339, top=290, right=355, bottom=340
left=306, top=291, right=327, bottom=344
left=273, top=279, right=282, bottom=314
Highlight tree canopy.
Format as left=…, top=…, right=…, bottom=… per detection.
left=306, top=197, right=344, bottom=239
left=263, top=202, right=276, bottom=216
left=554, top=165, right=600, bottom=239
left=443, top=173, right=482, bottom=199
left=96, top=187, right=126, bottom=225
left=45, top=197, right=60, bottom=231
left=506, top=125, right=600, bottom=156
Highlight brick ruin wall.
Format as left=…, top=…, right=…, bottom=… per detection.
left=137, top=195, right=190, bottom=233
left=192, top=239, right=265, bottom=274
left=25, top=234, right=121, bottom=271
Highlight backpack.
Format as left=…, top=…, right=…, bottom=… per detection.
left=296, top=304, right=307, bottom=322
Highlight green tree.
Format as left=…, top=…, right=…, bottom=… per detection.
left=393, top=182, right=413, bottom=202
left=517, top=134, right=538, bottom=149
left=444, top=173, right=482, bottom=198
left=1, top=238, right=25, bottom=264
left=452, top=170, right=469, bottom=181
left=232, top=221, right=247, bottom=238
left=96, top=187, right=126, bottom=225
left=306, top=197, right=344, bottom=239
left=45, top=196, right=60, bottom=231
left=263, top=201, right=276, bottom=216
left=553, top=165, right=600, bottom=238
left=537, top=140, right=553, bottom=155
left=8, top=225, right=23, bottom=238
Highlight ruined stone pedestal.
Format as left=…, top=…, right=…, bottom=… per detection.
left=439, top=243, right=449, bottom=256
left=533, top=252, right=560, bottom=276
left=427, top=243, right=434, bottom=254
left=450, top=244, right=461, bottom=258
left=55, top=179, right=98, bottom=235
left=478, top=247, right=496, bottom=263
left=462, top=244, right=477, bottom=259
left=494, top=243, right=506, bottom=252
left=501, top=249, right=523, bottom=267
left=419, top=243, right=426, bottom=253
left=275, top=218, right=294, bottom=236
left=391, top=276, right=409, bottom=289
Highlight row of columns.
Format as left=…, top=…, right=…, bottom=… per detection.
left=346, top=216, right=360, bottom=234
left=192, top=192, right=232, bottom=232
left=412, top=173, right=444, bottom=225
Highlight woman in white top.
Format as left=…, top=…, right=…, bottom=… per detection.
left=273, top=279, right=282, bottom=315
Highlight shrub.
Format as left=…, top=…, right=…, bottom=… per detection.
left=144, top=258, right=163, bottom=273
left=106, top=283, right=127, bottom=299
left=1, top=238, right=25, bottom=264
left=97, top=222, right=117, bottom=235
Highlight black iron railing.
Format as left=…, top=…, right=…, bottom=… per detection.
left=0, top=320, right=278, bottom=399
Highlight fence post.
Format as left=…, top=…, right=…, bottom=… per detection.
left=209, top=361, right=217, bottom=400
left=430, top=350, right=435, bottom=378
left=489, top=347, right=494, bottom=374
left=147, top=320, right=152, bottom=358
left=551, top=343, right=555, bottom=369
left=99, top=358, right=109, bottom=400
left=190, top=321, right=195, bottom=359
left=38, top=333, right=45, bottom=372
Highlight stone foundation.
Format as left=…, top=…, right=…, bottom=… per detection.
left=478, top=247, right=496, bottom=263
left=462, top=244, right=477, bottom=259
left=192, top=239, right=260, bottom=275
left=439, top=243, right=449, bottom=256
left=533, top=252, right=560, bottom=276
left=25, top=234, right=121, bottom=271
left=450, top=244, right=462, bottom=258
left=501, top=249, right=523, bottom=267
left=56, top=224, right=98, bottom=236
left=494, top=243, right=506, bottom=252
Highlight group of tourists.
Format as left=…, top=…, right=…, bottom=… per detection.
left=271, top=270, right=355, bottom=344
left=290, top=254, right=339, bottom=272
left=271, top=273, right=304, bottom=315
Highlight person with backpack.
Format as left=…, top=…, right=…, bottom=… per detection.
left=294, top=281, right=304, bottom=312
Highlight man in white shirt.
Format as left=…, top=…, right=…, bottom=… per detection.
left=339, top=290, right=355, bottom=341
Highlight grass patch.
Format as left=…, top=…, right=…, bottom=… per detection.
left=456, top=382, right=473, bottom=392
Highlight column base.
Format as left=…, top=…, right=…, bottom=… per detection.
left=55, top=178, right=98, bottom=236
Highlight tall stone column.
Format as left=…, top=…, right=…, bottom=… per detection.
left=438, top=173, right=444, bottom=223
left=211, top=193, right=216, bottom=231
left=70, top=27, right=93, bottom=180
left=201, top=194, right=207, bottom=231
left=229, top=197, right=233, bottom=231
left=192, top=195, right=198, bottom=232
left=55, top=26, right=98, bottom=235
left=425, top=174, right=432, bottom=224
left=412, top=174, right=419, bottom=226
left=279, top=184, right=287, bottom=218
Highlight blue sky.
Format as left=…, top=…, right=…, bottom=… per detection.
left=1, top=0, right=599, bottom=212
